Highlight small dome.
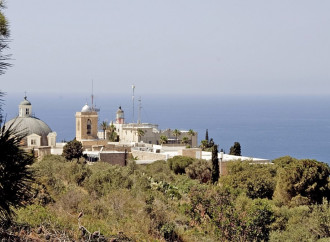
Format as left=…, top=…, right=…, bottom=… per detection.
left=81, top=104, right=92, bottom=112
left=20, top=96, right=31, bottom=106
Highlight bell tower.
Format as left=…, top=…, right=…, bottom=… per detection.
left=19, top=96, right=32, bottom=117
left=75, top=104, right=98, bottom=141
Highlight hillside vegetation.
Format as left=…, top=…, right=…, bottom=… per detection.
left=3, top=155, right=330, bottom=241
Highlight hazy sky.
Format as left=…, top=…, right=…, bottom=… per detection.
left=2, top=1, right=330, bottom=96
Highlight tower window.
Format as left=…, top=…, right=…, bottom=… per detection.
left=87, top=119, right=91, bottom=135
left=26, top=108, right=29, bottom=115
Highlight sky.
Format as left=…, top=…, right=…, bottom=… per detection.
left=1, top=1, right=330, bottom=97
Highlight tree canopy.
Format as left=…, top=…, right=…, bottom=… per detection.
left=273, top=157, right=330, bottom=206
left=229, top=141, right=241, bottom=156
left=0, top=3, right=11, bottom=75
left=62, top=139, right=84, bottom=162
left=211, top=144, right=219, bottom=183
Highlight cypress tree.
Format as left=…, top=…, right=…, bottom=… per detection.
left=211, top=144, right=219, bottom=183
left=205, top=129, right=209, bottom=143
left=229, top=142, right=241, bottom=156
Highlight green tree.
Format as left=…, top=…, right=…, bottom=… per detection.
left=137, top=128, right=145, bottom=142
left=220, top=161, right=277, bottom=199
left=188, top=129, right=195, bottom=146
left=205, top=129, right=209, bottom=143
left=200, top=140, right=208, bottom=151
left=185, top=159, right=212, bottom=183
left=0, top=92, right=35, bottom=222
left=62, top=139, right=84, bottom=162
left=159, top=135, right=168, bottom=145
left=273, top=157, right=330, bottom=206
left=172, top=129, right=181, bottom=144
left=187, top=186, right=274, bottom=241
left=229, top=141, right=241, bottom=156
left=99, top=121, right=108, bottom=140
left=211, top=144, right=219, bottom=183
left=181, top=136, right=189, bottom=145
left=108, top=123, right=118, bottom=142
left=167, top=156, right=195, bottom=174
left=0, top=3, right=11, bottom=75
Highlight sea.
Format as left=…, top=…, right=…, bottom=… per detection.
left=2, top=93, right=330, bottom=164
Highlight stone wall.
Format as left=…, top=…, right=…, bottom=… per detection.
left=131, top=150, right=167, bottom=161
left=99, top=152, right=127, bottom=166
left=178, top=148, right=202, bottom=159
left=81, top=139, right=108, bottom=150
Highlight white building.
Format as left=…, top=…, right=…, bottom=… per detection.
left=109, top=106, right=198, bottom=146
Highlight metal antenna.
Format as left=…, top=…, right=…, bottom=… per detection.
left=138, top=96, right=142, bottom=124
left=132, top=84, right=135, bottom=123
left=91, top=80, right=94, bottom=110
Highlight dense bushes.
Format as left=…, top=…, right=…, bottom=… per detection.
left=185, top=159, right=212, bottom=183
left=167, top=156, right=195, bottom=174
left=273, top=157, right=330, bottom=206
left=7, top=155, right=330, bottom=241
left=220, top=161, right=277, bottom=199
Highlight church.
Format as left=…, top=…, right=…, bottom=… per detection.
left=4, top=96, right=57, bottom=156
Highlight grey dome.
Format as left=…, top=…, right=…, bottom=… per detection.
left=20, top=97, right=31, bottom=106
left=5, top=117, right=52, bottom=145
left=81, top=104, right=92, bottom=112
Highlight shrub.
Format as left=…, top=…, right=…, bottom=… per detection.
left=273, top=158, right=330, bottom=206
left=168, top=156, right=195, bottom=174
left=220, top=161, right=276, bottom=199
left=185, top=159, right=212, bottom=183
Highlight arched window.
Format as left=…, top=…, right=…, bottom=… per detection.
left=87, top=119, right=91, bottom=135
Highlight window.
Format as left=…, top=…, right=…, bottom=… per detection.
left=26, top=108, right=29, bottom=115
left=87, top=119, right=91, bottom=135
left=31, top=139, right=36, bottom=145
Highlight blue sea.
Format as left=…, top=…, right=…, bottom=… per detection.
left=3, top=93, right=330, bottom=164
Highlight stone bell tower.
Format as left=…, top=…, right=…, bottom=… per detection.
left=75, top=104, right=98, bottom=141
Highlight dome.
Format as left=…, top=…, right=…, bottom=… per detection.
left=81, top=104, right=92, bottom=112
left=20, top=96, right=31, bottom=106
left=5, top=117, right=52, bottom=146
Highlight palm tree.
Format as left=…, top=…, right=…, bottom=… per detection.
left=159, top=135, right=168, bottom=145
left=108, top=123, right=117, bottom=142
left=0, top=3, right=11, bottom=75
left=0, top=92, right=34, bottom=222
left=99, top=121, right=108, bottom=139
left=137, top=128, right=145, bottom=142
left=188, top=129, right=195, bottom=146
left=181, top=136, right=189, bottom=145
left=172, top=129, right=181, bottom=144
left=200, top=140, right=208, bottom=151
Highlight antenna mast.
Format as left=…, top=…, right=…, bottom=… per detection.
left=138, top=96, right=142, bottom=124
left=91, top=80, right=94, bottom=110
left=132, top=84, right=135, bottom=123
